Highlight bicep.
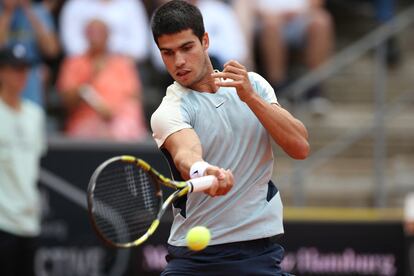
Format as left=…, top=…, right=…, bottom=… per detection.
left=249, top=72, right=278, bottom=104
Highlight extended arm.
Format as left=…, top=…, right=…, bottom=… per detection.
left=162, top=128, right=234, bottom=196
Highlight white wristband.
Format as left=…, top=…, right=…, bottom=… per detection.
left=189, top=161, right=210, bottom=179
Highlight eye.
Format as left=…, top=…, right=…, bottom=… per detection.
left=161, top=50, right=173, bottom=57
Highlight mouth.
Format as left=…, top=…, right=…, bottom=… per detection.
left=176, top=70, right=191, bottom=78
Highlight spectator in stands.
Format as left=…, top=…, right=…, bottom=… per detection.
left=57, top=18, right=148, bottom=141
left=151, top=0, right=248, bottom=72
left=194, top=0, right=248, bottom=70
left=0, top=0, right=60, bottom=106
left=59, top=0, right=150, bottom=64
left=257, top=0, right=334, bottom=105
left=0, top=44, right=46, bottom=276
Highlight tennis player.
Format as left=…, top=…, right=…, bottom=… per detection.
left=150, top=1, right=309, bottom=275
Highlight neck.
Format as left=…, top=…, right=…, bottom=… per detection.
left=0, top=89, right=21, bottom=110
left=87, top=46, right=107, bottom=58
left=188, top=59, right=219, bottom=93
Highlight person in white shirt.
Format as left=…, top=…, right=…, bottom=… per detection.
left=150, top=1, right=309, bottom=274
left=257, top=0, right=334, bottom=103
left=195, top=0, right=247, bottom=69
left=230, top=0, right=334, bottom=112
left=0, top=44, right=46, bottom=276
left=59, top=0, right=150, bottom=62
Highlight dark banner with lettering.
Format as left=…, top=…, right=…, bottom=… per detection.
left=36, top=141, right=406, bottom=276
left=280, top=222, right=405, bottom=276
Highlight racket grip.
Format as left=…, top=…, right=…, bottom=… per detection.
left=188, top=175, right=216, bottom=193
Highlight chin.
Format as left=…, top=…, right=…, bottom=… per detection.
left=175, top=77, right=193, bottom=88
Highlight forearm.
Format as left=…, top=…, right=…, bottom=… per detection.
left=173, top=148, right=204, bottom=180
left=61, top=88, right=82, bottom=111
left=163, top=129, right=204, bottom=180
left=244, top=93, right=309, bottom=159
left=25, top=8, right=59, bottom=57
left=62, top=84, right=94, bottom=110
left=0, top=12, right=13, bottom=45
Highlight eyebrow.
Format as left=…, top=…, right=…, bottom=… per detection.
left=159, top=41, right=195, bottom=52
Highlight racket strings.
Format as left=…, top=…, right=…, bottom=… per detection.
left=92, top=162, right=160, bottom=244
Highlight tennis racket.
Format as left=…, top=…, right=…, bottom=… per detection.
left=87, top=155, right=215, bottom=248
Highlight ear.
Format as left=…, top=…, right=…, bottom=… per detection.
left=202, top=32, right=209, bottom=51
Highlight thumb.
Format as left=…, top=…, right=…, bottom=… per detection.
left=216, top=169, right=226, bottom=180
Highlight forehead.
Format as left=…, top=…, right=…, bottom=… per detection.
left=157, top=29, right=200, bottom=49
left=87, top=20, right=108, bottom=31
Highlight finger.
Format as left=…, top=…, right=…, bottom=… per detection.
left=214, top=185, right=227, bottom=196
left=223, top=60, right=245, bottom=70
left=212, top=72, right=242, bottom=82
left=215, top=178, right=227, bottom=195
left=213, top=169, right=227, bottom=195
left=216, top=170, right=234, bottom=196
left=205, top=180, right=219, bottom=197
left=216, top=168, right=226, bottom=180
left=226, top=169, right=234, bottom=186
left=222, top=65, right=247, bottom=75
left=211, top=177, right=220, bottom=196
left=222, top=170, right=234, bottom=193
left=214, top=80, right=242, bottom=88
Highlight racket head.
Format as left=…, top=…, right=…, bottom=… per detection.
left=87, top=156, right=164, bottom=248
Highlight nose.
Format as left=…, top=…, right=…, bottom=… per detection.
left=175, top=52, right=185, bottom=67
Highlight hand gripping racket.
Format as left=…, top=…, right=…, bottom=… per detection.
left=87, top=155, right=215, bottom=248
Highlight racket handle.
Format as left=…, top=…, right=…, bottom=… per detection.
left=188, top=175, right=216, bottom=193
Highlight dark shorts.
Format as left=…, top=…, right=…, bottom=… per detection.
left=0, top=229, right=37, bottom=276
left=161, top=236, right=293, bottom=276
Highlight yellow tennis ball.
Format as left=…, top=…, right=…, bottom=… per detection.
left=186, top=226, right=211, bottom=251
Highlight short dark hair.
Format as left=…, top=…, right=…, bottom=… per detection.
left=151, top=0, right=205, bottom=45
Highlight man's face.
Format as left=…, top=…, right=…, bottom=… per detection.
left=0, top=66, right=28, bottom=93
left=157, top=29, right=210, bottom=88
left=85, top=19, right=108, bottom=51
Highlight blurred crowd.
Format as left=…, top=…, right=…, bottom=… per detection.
left=0, top=0, right=399, bottom=142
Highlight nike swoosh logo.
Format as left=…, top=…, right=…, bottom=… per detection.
left=215, top=101, right=225, bottom=108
